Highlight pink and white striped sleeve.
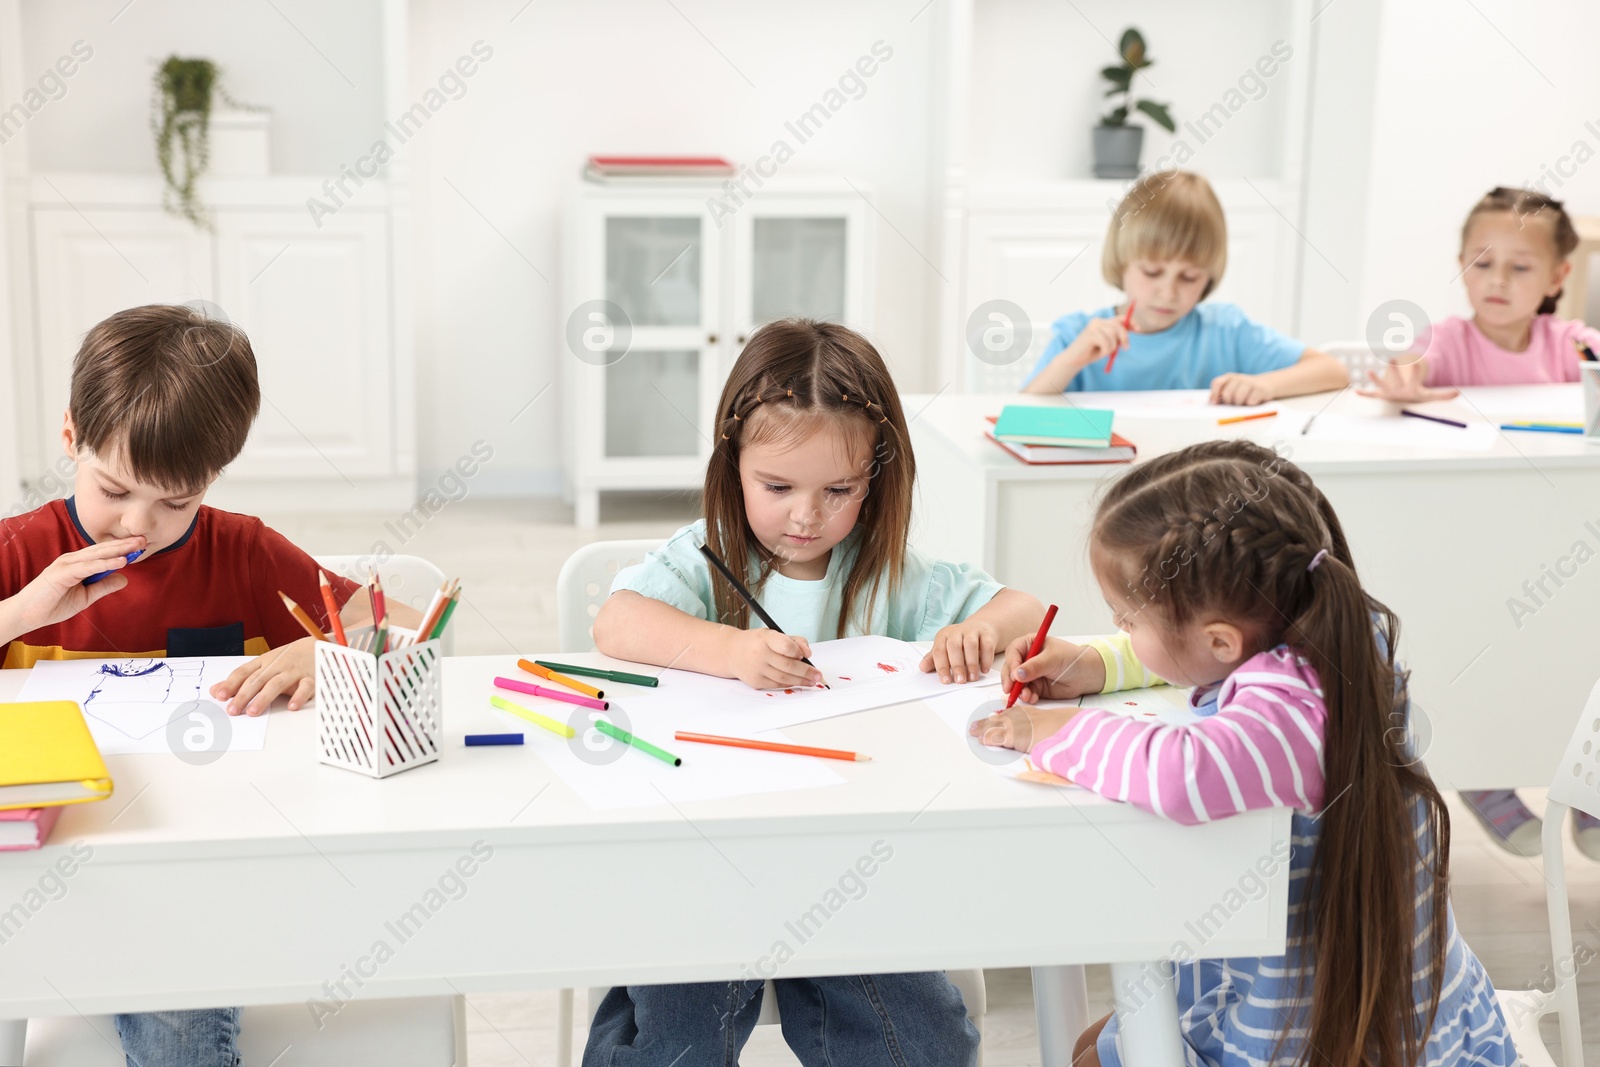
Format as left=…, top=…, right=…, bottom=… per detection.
left=1028, top=649, right=1329, bottom=825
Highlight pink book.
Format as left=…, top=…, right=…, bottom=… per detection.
left=0, top=806, right=62, bottom=851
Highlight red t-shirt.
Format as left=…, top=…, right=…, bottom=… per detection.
left=0, top=498, right=359, bottom=669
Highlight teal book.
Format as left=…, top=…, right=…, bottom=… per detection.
left=993, top=405, right=1115, bottom=448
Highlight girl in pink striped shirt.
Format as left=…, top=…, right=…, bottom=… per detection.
left=974, top=441, right=1514, bottom=1067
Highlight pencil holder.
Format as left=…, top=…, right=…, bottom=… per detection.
left=315, top=625, right=443, bottom=778
left=1583, top=363, right=1600, bottom=442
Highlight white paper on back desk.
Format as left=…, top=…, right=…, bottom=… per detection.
left=17, top=656, right=268, bottom=756
left=610, top=635, right=998, bottom=735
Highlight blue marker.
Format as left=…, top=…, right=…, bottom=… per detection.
left=82, top=549, right=144, bottom=586
left=1499, top=423, right=1581, bottom=435
left=465, top=733, right=524, bottom=746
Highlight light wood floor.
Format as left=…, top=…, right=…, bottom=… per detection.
left=260, top=495, right=1600, bottom=1065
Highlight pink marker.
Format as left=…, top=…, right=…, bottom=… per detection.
left=493, top=676, right=608, bottom=711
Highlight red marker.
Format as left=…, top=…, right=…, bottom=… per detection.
left=1004, top=604, right=1059, bottom=710
left=1106, top=300, right=1136, bottom=374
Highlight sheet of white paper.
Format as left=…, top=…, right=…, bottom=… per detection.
left=611, top=635, right=998, bottom=736
left=1066, top=390, right=1274, bottom=421
left=1297, top=411, right=1498, bottom=451
left=924, top=684, right=1201, bottom=781
left=1454, top=384, right=1584, bottom=424
left=18, top=657, right=267, bottom=756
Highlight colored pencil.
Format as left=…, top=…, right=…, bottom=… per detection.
left=518, top=658, right=603, bottom=699
left=82, top=549, right=144, bottom=586
left=369, top=569, right=388, bottom=654
left=319, top=571, right=348, bottom=646
left=279, top=591, right=328, bottom=643
left=1300, top=410, right=1320, bottom=436
left=1500, top=423, right=1581, bottom=435
left=428, top=584, right=461, bottom=640
left=674, top=731, right=871, bottom=763
left=1573, top=338, right=1598, bottom=362
left=1005, top=604, right=1059, bottom=710
left=490, top=695, right=576, bottom=739
left=465, top=733, right=523, bottom=746
left=595, top=719, right=680, bottom=766
left=1505, top=421, right=1582, bottom=429
left=532, top=661, right=660, bottom=688
left=698, top=542, right=829, bottom=688
left=1217, top=410, right=1279, bottom=426
left=1106, top=299, right=1135, bottom=374
left=1400, top=408, right=1468, bottom=429
left=494, top=676, right=608, bottom=711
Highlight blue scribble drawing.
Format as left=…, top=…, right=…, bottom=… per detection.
left=83, top=659, right=209, bottom=739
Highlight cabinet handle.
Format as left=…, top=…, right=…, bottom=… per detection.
left=737, top=334, right=748, bottom=345
left=707, top=333, right=718, bottom=344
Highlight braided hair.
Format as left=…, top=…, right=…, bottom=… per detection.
left=1092, top=441, right=1450, bottom=1067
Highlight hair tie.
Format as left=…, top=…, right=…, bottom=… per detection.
left=1307, top=548, right=1329, bottom=572
left=786, top=389, right=793, bottom=397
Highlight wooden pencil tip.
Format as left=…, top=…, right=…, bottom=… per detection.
left=855, top=754, right=873, bottom=762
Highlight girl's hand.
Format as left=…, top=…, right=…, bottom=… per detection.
left=968, top=703, right=1081, bottom=752
left=0, top=536, right=147, bottom=640
left=1002, top=635, right=1106, bottom=704
left=920, top=618, right=1000, bottom=684
left=1063, top=317, right=1130, bottom=373
left=727, top=628, right=822, bottom=690
left=1209, top=372, right=1275, bottom=406
left=211, top=637, right=317, bottom=716
left=1355, top=359, right=1458, bottom=404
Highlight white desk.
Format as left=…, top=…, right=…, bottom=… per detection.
left=908, top=386, right=1600, bottom=787
left=0, top=657, right=1291, bottom=1066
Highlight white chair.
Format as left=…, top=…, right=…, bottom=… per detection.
left=1490, top=678, right=1599, bottom=1067
left=1318, top=339, right=1387, bottom=388
left=317, top=554, right=457, bottom=656
left=554, top=540, right=987, bottom=1065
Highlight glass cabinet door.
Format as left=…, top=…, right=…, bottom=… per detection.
left=606, top=217, right=703, bottom=327
left=604, top=349, right=700, bottom=458
left=750, top=217, right=847, bottom=323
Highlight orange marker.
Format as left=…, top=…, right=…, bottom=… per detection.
left=674, top=731, right=871, bottom=763
left=517, top=658, right=604, bottom=699
left=1217, top=410, right=1279, bottom=426
left=1106, top=299, right=1135, bottom=374
left=1005, top=604, right=1058, bottom=710
left=319, top=571, right=348, bottom=646
left=279, top=591, right=328, bottom=643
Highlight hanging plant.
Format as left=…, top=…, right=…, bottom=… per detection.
left=151, top=56, right=220, bottom=228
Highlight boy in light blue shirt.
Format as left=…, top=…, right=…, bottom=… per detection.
left=1022, top=171, right=1347, bottom=404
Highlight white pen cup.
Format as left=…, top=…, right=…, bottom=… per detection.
left=1584, top=362, right=1600, bottom=441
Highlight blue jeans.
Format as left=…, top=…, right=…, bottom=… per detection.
left=114, top=1008, right=239, bottom=1067
left=584, top=973, right=979, bottom=1067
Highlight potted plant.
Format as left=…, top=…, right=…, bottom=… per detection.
left=152, top=56, right=220, bottom=227
left=1093, top=28, right=1175, bottom=179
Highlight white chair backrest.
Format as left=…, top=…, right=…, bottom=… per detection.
left=555, top=539, right=662, bottom=653
left=1318, top=340, right=1384, bottom=387
left=315, top=554, right=455, bottom=656
left=1548, top=677, right=1600, bottom=820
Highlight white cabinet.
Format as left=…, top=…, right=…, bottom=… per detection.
left=21, top=177, right=411, bottom=509
left=562, top=178, right=870, bottom=526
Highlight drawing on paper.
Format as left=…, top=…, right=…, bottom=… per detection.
left=875, top=662, right=898, bottom=673
left=82, top=660, right=208, bottom=734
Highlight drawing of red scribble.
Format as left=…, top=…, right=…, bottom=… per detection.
left=784, top=688, right=795, bottom=694
left=1125, top=701, right=1137, bottom=706
left=839, top=676, right=852, bottom=681
left=875, top=662, right=898, bottom=673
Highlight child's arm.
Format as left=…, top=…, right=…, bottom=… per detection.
left=998, top=631, right=1166, bottom=703
left=1209, top=346, right=1348, bottom=405
left=212, top=596, right=423, bottom=717
left=919, top=587, right=1043, bottom=683
left=594, top=590, right=823, bottom=690
left=0, top=536, right=148, bottom=647
left=1022, top=318, right=1129, bottom=394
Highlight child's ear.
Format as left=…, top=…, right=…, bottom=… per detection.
left=1203, top=621, right=1246, bottom=664
left=1548, top=257, right=1573, bottom=297
left=60, top=412, right=77, bottom=458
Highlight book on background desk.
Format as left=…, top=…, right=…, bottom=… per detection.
left=0, top=806, right=62, bottom=850
left=584, top=155, right=737, bottom=182
left=984, top=418, right=1136, bottom=464
left=0, top=700, right=113, bottom=812
left=992, top=405, right=1115, bottom=448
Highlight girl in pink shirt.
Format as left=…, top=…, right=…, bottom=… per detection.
left=1363, top=188, right=1600, bottom=859
left=1362, top=186, right=1600, bottom=400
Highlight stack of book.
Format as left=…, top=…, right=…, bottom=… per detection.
left=583, top=155, right=737, bottom=183
left=0, top=700, right=112, bottom=850
left=985, top=406, right=1136, bottom=465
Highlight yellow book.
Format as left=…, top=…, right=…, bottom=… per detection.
left=0, top=701, right=113, bottom=811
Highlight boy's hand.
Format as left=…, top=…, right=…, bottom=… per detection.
left=968, top=703, right=1080, bottom=752
left=1002, top=635, right=1106, bottom=704
left=727, top=628, right=822, bottom=690
left=1209, top=372, right=1275, bottom=406
left=1063, top=317, right=1130, bottom=373
left=211, top=637, right=317, bottom=716
left=1355, top=359, right=1458, bottom=404
left=920, top=618, right=1000, bottom=684
left=0, top=536, right=147, bottom=639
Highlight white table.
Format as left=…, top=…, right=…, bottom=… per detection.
left=907, top=386, right=1600, bottom=787
left=0, top=656, right=1292, bottom=1066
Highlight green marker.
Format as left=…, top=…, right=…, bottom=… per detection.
left=534, top=660, right=659, bottom=688
left=594, top=719, right=680, bottom=766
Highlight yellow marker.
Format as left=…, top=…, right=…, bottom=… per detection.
left=490, top=695, right=576, bottom=739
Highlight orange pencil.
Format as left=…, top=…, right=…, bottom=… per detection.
left=279, top=591, right=328, bottom=642
left=1106, top=299, right=1136, bottom=374
left=319, top=571, right=348, bottom=646
left=1217, top=410, right=1279, bottom=426
left=517, top=658, right=604, bottom=699
left=674, top=731, right=871, bottom=763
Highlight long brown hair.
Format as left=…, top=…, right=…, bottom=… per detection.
left=1462, top=186, right=1579, bottom=316
left=1093, top=440, right=1450, bottom=1067
left=705, top=319, right=914, bottom=638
